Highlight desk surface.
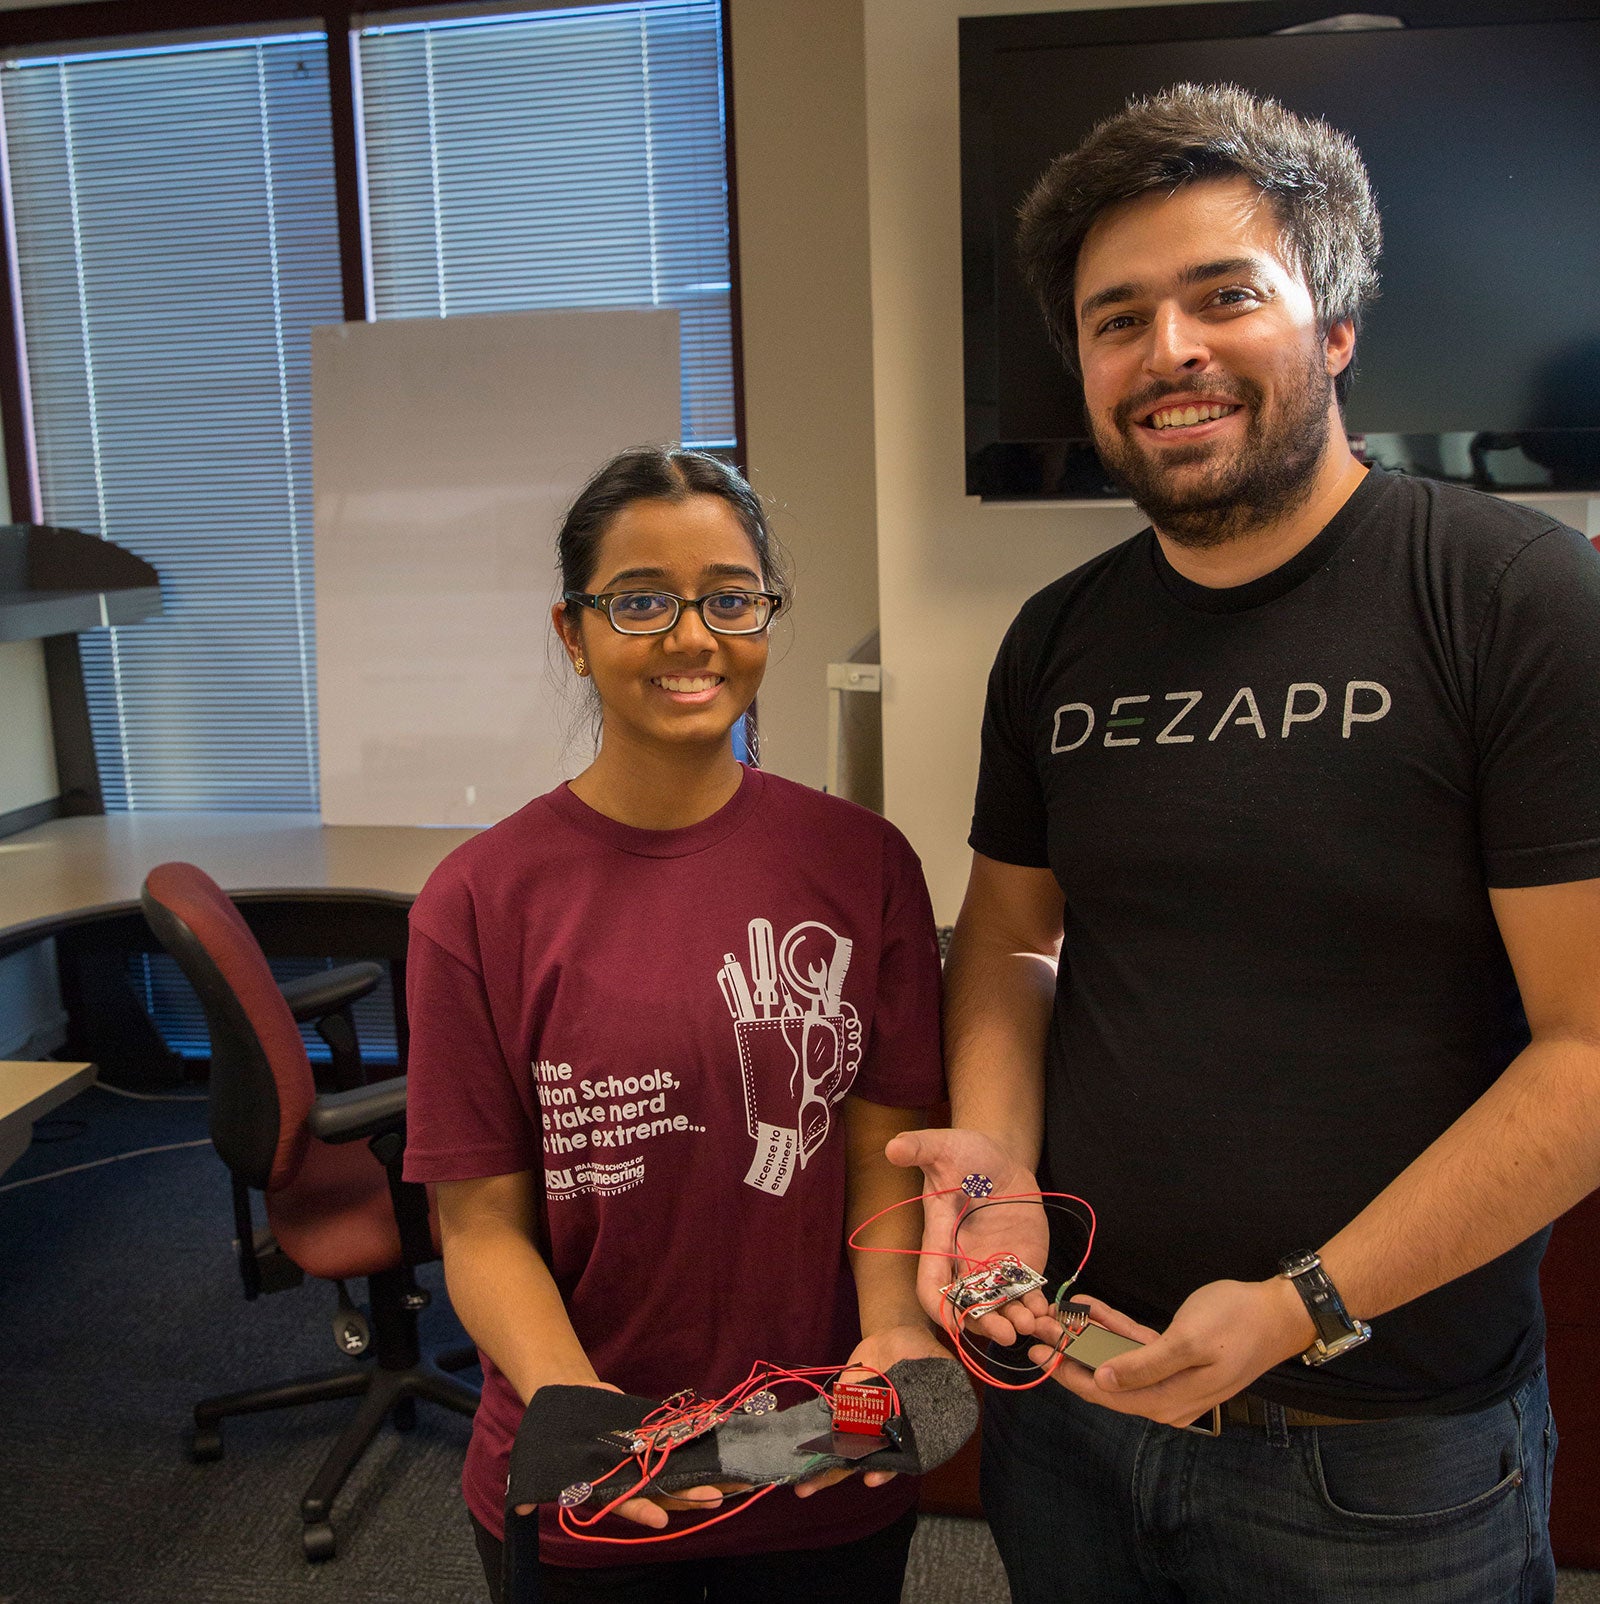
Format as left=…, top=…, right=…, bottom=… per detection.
left=0, top=814, right=482, bottom=948
left=0, top=1060, right=96, bottom=1176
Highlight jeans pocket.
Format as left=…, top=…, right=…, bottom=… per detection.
left=1311, top=1406, right=1526, bottom=1526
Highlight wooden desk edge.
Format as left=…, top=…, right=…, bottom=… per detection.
left=0, top=1060, right=98, bottom=1121
left=0, top=1061, right=98, bottom=1177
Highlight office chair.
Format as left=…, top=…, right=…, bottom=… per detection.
left=140, top=861, right=479, bottom=1562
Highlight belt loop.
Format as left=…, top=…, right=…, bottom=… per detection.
left=1264, top=1398, right=1289, bottom=1447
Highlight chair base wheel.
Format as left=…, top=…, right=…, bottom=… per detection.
left=190, top=1427, right=223, bottom=1463
left=302, top=1522, right=337, bottom=1562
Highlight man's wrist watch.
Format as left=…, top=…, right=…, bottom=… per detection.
left=1277, top=1251, right=1372, bottom=1366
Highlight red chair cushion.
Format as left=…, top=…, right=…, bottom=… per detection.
left=266, top=1136, right=442, bottom=1282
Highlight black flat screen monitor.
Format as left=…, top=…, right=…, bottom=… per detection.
left=961, top=1, right=1600, bottom=499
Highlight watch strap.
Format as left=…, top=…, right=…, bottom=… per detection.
left=1278, top=1251, right=1372, bottom=1366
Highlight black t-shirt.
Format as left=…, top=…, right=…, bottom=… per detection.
left=971, top=466, right=1600, bottom=1415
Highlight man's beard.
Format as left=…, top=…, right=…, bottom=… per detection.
left=1089, top=343, right=1336, bottom=550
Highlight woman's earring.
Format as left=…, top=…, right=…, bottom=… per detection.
left=574, top=654, right=588, bottom=677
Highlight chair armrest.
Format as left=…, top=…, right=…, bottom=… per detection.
left=308, top=1076, right=408, bottom=1143
left=310, top=1077, right=436, bottom=1269
left=279, top=961, right=385, bottom=1022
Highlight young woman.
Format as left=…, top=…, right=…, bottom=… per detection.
left=401, top=447, right=946, bottom=1603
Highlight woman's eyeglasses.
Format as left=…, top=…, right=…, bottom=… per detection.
left=563, top=589, right=783, bottom=636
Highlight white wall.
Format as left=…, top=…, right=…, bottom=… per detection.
left=0, top=388, right=45, bottom=829
left=729, top=0, right=880, bottom=791
left=0, top=417, right=63, bottom=1058
left=0, top=640, right=57, bottom=815
left=0, top=0, right=95, bottom=840
left=863, top=0, right=1190, bottom=919
left=0, top=409, right=59, bottom=816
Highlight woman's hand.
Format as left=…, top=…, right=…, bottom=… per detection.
left=605, top=1482, right=751, bottom=1530
left=513, top=1381, right=750, bottom=1526
left=793, top=1321, right=958, bottom=1498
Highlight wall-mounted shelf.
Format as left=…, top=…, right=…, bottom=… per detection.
left=0, top=523, right=161, bottom=643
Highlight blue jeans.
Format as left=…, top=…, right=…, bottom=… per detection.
left=982, top=1365, right=1557, bottom=1603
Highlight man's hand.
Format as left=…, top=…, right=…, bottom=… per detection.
left=885, top=1127, right=1051, bottom=1346
left=794, top=1320, right=954, bottom=1498
left=1028, top=1277, right=1316, bottom=1427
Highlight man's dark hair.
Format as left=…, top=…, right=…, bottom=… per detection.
left=1016, top=82, right=1381, bottom=402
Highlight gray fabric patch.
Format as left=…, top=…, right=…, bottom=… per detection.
left=884, top=1357, right=980, bottom=1472
left=714, top=1396, right=836, bottom=1483
left=510, top=1357, right=980, bottom=1508
left=705, top=1358, right=977, bottom=1485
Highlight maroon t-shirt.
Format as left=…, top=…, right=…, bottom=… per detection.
left=403, top=767, right=943, bottom=1564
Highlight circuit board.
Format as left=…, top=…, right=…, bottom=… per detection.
left=940, top=1253, right=1048, bottom=1315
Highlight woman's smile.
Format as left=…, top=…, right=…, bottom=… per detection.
left=651, top=673, right=726, bottom=704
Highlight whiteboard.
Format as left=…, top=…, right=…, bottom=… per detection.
left=311, top=309, right=679, bottom=827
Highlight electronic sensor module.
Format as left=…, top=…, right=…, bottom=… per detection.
left=940, top=1254, right=1047, bottom=1315
left=830, top=1380, right=895, bottom=1435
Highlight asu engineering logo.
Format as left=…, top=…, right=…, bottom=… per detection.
left=1051, top=680, right=1392, bottom=753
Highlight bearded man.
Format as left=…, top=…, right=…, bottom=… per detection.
left=891, top=83, right=1600, bottom=1602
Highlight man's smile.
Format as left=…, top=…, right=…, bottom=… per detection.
left=1121, top=387, right=1250, bottom=439
left=1144, top=401, right=1243, bottom=431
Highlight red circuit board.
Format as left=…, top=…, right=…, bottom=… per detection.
left=830, top=1381, right=893, bottom=1436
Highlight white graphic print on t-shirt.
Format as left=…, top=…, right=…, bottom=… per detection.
left=537, top=1059, right=706, bottom=1201
left=536, top=916, right=863, bottom=1203
left=725, top=917, right=862, bottom=1196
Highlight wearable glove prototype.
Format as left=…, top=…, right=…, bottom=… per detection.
left=508, top=1357, right=977, bottom=1513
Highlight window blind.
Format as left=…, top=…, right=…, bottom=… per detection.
left=1, top=34, right=343, bottom=811
left=358, top=0, right=734, bottom=447
left=132, top=950, right=401, bottom=1069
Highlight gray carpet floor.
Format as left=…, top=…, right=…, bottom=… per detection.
left=1, top=1082, right=1595, bottom=1603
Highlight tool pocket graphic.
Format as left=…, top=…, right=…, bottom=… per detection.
left=721, top=918, right=862, bottom=1196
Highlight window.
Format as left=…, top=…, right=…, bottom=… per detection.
left=0, top=1, right=737, bottom=816
left=2, top=33, right=342, bottom=810
left=359, top=1, right=733, bottom=447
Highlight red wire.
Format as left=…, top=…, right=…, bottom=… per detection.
left=559, top=1186, right=1098, bottom=1542
left=558, top=1481, right=784, bottom=1544
left=846, top=1184, right=1096, bottom=1276
left=847, top=1184, right=1098, bottom=1393
left=557, top=1359, right=901, bottom=1546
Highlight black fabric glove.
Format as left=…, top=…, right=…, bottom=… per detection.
left=508, top=1357, right=977, bottom=1514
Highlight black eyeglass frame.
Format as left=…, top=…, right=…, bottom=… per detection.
left=562, top=588, right=785, bottom=637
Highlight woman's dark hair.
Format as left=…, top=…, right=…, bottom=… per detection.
left=556, top=446, right=791, bottom=605
left=1016, top=82, right=1381, bottom=404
